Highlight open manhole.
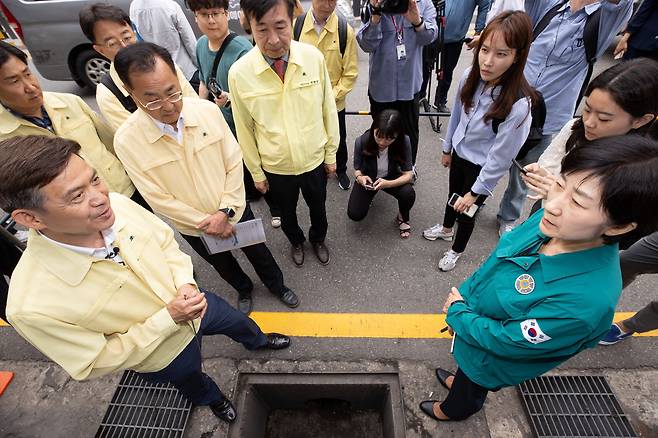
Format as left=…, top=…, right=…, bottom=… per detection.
left=519, top=375, right=637, bottom=437
left=229, top=373, right=406, bottom=438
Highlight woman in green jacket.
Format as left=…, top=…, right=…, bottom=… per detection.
left=421, top=135, right=658, bottom=421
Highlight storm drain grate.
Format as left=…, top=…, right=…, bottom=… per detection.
left=519, top=375, right=637, bottom=438
left=95, top=370, right=192, bottom=438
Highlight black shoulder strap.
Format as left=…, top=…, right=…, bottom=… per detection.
left=532, top=0, right=570, bottom=41
left=100, top=73, right=137, bottom=113
left=210, top=32, right=238, bottom=82
left=575, top=8, right=601, bottom=111
left=337, top=13, right=348, bottom=57
left=293, top=12, right=307, bottom=41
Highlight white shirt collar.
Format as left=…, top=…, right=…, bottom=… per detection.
left=148, top=113, right=185, bottom=144
left=38, top=227, right=122, bottom=262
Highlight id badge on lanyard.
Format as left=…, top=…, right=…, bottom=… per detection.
left=391, top=16, right=406, bottom=61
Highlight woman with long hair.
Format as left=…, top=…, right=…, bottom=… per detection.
left=523, top=58, right=658, bottom=199
left=423, top=10, right=536, bottom=271
left=348, top=109, right=415, bottom=238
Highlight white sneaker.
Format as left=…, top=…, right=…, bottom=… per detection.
left=498, top=221, right=515, bottom=237
left=271, top=216, right=281, bottom=228
left=438, top=250, right=461, bottom=272
left=423, top=224, right=454, bottom=241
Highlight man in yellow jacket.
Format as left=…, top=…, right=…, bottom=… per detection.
left=0, top=135, right=290, bottom=423
left=0, top=41, right=150, bottom=210
left=293, top=0, right=358, bottom=190
left=79, top=3, right=197, bottom=132
left=113, top=43, right=299, bottom=315
left=230, top=0, right=339, bottom=268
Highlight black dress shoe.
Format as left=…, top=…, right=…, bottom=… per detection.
left=260, top=333, right=291, bottom=350
left=419, top=400, right=449, bottom=422
left=279, top=288, right=299, bottom=308
left=435, top=368, right=455, bottom=391
left=311, top=241, right=330, bottom=265
left=237, top=295, right=253, bottom=315
left=210, top=398, right=237, bottom=423
left=291, top=244, right=304, bottom=267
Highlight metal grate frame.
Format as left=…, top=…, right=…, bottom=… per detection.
left=519, top=375, right=637, bottom=438
left=96, top=370, right=192, bottom=438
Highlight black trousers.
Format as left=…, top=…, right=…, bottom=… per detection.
left=243, top=163, right=281, bottom=217
left=347, top=182, right=416, bottom=222
left=181, top=204, right=285, bottom=297
left=440, top=368, right=489, bottom=420
left=337, top=109, right=348, bottom=174
left=130, top=189, right=153, bottom=212
left=369, top=93, right=420, bottom=165
left=442, top=152, right=487, bottom=253
left=265, top=163, right=328, bottom=246
left=138, top=291, right=267, bottom=405
left=435, top=41, right=464, bottom=107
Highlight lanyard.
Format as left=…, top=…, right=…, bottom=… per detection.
left=391, top=15, right=404, bottom=44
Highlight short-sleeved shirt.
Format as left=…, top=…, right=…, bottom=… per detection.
left=196, top=34, right=253, bottom=134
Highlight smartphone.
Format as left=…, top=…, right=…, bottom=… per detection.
left=207, top=78, right=222, bottom=99
left=448, top=193, right=479, bottom=217
left=448, top=193, right=460, bottom=207
left=463, top=37, right=473, bottom=44
left=512, top=159, right=528, bottom=175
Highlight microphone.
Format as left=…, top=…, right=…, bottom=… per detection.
left=105, top=247, right=120, bottom=260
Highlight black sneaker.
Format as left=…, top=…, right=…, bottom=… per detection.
left=436, top=103, right=450, bottom=113
left=337, top=172, right=351, bottom=190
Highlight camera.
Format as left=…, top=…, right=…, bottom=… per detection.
left=379, top=0, right=409, bottom=14
left=364, top=0, right=409, bottom=16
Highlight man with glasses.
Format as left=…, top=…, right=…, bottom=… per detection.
left=79, top=3, right=198, bottom=132
left=187, top=0, right=282, bottom=230
left=113, top=43, right=300, bottom=315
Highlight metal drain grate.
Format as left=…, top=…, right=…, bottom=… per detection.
left=519, top=375, right=637, bottom=438
left=95, top=370, right=192, bottom=438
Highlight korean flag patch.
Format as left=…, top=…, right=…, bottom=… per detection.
left=520, top=319, right=551, bottom=344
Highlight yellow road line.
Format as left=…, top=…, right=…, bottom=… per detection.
left=1, top=312, right=656, bottom=338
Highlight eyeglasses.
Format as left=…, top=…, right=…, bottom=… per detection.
left=135, top=91, right=183, bottom=111
left=195, top=10, right=227, bottom=21
left=103, top=34, right=136, bottom=50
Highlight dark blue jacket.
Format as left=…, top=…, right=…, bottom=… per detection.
left=628, top=0, right=658, bottom=51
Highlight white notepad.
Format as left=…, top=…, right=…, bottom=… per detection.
left=200, top=218, right=266, bottom=254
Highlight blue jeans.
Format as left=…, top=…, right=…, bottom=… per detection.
left=137, top=291, right=268, bottom=405
left=496, top=134, right=553, bottom=223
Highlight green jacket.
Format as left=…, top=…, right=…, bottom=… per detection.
left=447, top=210, right=621, bottom=390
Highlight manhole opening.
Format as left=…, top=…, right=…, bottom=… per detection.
left=229, top=373, right=405, bottom=438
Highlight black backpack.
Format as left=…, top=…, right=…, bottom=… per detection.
left=100, top=73, right=138, bottom=113
left=492, top=90, right=547, bottom=161
left=533, top=0, right=601, bottom=110
left=293, top=11, right=348, bottom=57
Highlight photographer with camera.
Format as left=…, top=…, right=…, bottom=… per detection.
left=357, top=0, right=438, bottom=170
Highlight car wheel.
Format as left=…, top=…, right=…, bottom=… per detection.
left=74, top=49, right=110, bottom=88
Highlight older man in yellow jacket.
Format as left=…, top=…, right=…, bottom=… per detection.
left=0, top=135, right=290, bottom=423
left=230, top=0, right=339, bottom=268
left=0, top=41, right=150, bottom=210
left=112, top=43, right=299, bottom=315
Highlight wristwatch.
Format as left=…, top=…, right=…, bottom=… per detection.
left=413, top=18, right=424, bottom=29
left=219, top=207, right=235, bottom=218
